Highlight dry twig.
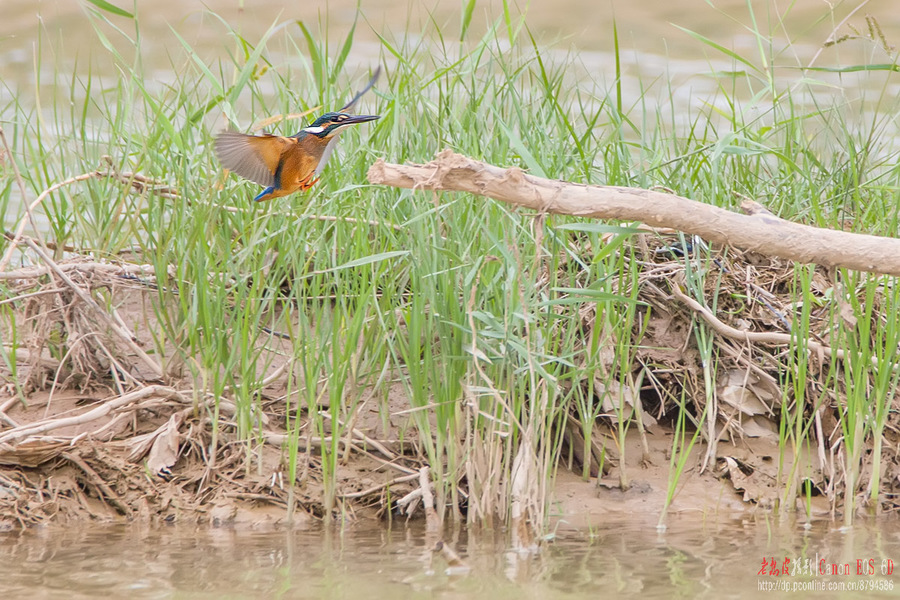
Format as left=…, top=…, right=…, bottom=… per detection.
left=339, top=473, right=419, bottom=499
left=61, top=451, right=131, bottom=515
left=669, top=280, right=839, bottom=359
left=20, top=237, right=164, bottom=379
left=0, top=385, right=183, bottom=444
left=0, top=156, right=178, bottom=272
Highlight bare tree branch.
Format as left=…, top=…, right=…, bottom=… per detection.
left=367, top=150, right=900, bottom=276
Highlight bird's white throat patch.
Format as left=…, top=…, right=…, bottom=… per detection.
left=302, top=126, right=325, bottom=134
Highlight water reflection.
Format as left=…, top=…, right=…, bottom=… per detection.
left=2, top=517, right=899, bottom=598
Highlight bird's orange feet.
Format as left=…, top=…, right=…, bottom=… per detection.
left=298, top=174, right=320, bottom=191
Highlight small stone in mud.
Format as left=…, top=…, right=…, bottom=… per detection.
left=596, top=479, right=653, bottom=495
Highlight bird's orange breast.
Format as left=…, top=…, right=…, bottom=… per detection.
left=277, top=136, right=326, bottom=193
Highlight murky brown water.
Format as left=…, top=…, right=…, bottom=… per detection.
left=3, top=0, right=900, bottom=100
left=4, top=0, right=900, bottom=55
left=2, top=518, right=900, bottom=599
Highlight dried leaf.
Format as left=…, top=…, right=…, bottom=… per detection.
left=719, top=456, right=775, bottom=505
left=0, top=438, right=66, bottom=467
left=839, top=301, right=858, bottom=329
left=738, top=415, right=780, bottom=441
left=718, top=369, right=776, bottom=416
left=596, top=379, right=656, bottom=428
left=719, top=385, right=771, bottom=417
left=145, top=413, right=182, bottom=475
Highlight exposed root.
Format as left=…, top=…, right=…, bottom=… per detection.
left=61, top=451, right=130, bottom=515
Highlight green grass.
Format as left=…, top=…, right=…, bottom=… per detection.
left=2, top=2, right=900, bottom=529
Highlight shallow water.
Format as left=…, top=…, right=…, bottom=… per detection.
left=2, top=517, right=900, bottom=599
left=3, top=0, right=900, bottom=106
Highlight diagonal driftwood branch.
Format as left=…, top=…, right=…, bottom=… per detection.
left=367, top=150, right=900, bottom=277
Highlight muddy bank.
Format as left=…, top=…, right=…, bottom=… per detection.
left=1, top=239, right=899, bottom=531
left=0, top=382, right=772, bottom=530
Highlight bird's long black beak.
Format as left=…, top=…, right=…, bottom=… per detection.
left=340, top=114, right=381, bottom=125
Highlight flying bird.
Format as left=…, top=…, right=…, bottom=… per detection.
left=215, top=67, right=381, bottom=202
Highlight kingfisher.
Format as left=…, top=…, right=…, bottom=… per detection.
left=214, top=67, right=381, bottom=202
